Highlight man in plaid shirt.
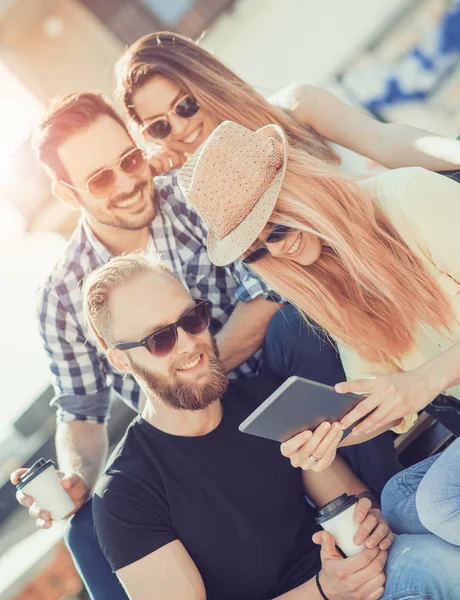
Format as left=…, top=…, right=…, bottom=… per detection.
left=11, top=93, right=397, bottom=600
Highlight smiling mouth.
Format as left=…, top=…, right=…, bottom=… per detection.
left=115, top=190, right=143, bottom=209
left=286, top=232, right=303, bottom=255
left=181, top=124, right=202, bottom=145
left=177, top=353, right=203, bottom=371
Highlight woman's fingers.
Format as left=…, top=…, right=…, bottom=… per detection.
left=340, top=395, right=380, bottom=431
left=335, top=378, right=377, bottom=395
left=148, top=150, right=186, bottom=175
left=148, top=155, right=168, bottom=176
left=167, top=150, right=186, bottom=169
left=351, top=402, right=396, bottom=435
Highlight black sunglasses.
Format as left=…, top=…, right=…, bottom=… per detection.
left=140, top=95, right=201, bottom=140
left=243, top=225, right=293, bottom=265
left=114, top=299, right=211, bottom=357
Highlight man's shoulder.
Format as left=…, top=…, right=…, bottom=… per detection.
left=37, top=221, right=101, bottom=310
left=94, top=419, right=165, bottom=518
left=154, top=170, right=201, bottom=221
left=97, top=418, right=158, bottom=492
left=154, top=170, right=182, bottom=204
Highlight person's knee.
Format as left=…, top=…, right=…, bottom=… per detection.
left=64, top=500, right=94, bottom=555
left=385, top=534, right=460, bottom=596
left=416, top=474, right=460, bottom=543
left=381, top=471, right=405, bottom=517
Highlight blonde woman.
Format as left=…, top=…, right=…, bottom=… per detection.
left=178, top=120, right=460, bottom=546
left=115, top=31, right=460, bottom=177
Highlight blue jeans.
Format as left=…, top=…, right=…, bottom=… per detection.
left=381, top=437, right=460, bottom=546
left=66, top=304, right=400, bottom=598
left=383, top=533, right=460, bottom=599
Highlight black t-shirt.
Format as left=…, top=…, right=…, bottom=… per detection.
left=93, top=378, right=321, bottom=600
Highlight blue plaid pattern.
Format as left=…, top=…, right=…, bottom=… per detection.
left=38, top=173, right=274, bottom=424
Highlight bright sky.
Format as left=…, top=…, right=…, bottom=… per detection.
left=0, top=64, right=64, bottom=443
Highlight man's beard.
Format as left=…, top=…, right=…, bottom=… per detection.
left=132, top=335, right=228, bottom=411
left=84, top=180, right=156, bottom=231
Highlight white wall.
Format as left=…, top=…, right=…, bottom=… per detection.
left=202, top=0, right=411, bottom=95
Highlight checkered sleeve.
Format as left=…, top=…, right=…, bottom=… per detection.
left=159, top=172, right=209, bottom=243
left=38, top=286, right=112, bottom=425
left=229, top=260, right=284, bottom=303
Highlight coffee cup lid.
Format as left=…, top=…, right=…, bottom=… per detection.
left=15, top=458, right=56, bottom=492
left=316, top=493, right=358, bottom=524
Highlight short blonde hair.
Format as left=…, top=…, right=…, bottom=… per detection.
left=82, top=251, right=174, bottom=348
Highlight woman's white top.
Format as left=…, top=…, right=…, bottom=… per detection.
left=337, top=167, right=460, bottom=433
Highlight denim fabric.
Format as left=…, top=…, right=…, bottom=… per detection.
left=381, top=454, right=438, bottom=535
left=382, top=437, right=460, bottom=546
left=383, top=533, right=460, bottom=600
left=416, top=437, right=460, bottom=546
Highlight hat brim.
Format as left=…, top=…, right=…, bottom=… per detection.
left=206, top=124, right=288, bottom=267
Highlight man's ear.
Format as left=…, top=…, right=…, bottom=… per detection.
left=106, top=347, right=132, bottom=374
left=52, top=180, right=80, bottom=210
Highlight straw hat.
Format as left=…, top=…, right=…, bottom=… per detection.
left=178, top=120, right=288, bottom=266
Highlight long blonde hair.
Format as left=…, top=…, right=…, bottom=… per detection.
left=115, top=31, right=338, bottom=164
left=254, top=147, right=454, bottom=362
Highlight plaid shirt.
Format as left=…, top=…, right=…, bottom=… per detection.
left=38, top=173, right=274, bottom=425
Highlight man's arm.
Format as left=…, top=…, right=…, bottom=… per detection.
left=13, top=286, right=113, bottom=528
left=12, top=421, right=109, bottom=529
left=49, top=421, right=109, bottom=524
left=216, top=298, right=280, bottom=372
left=301, top=454, right=368, bottom=508
left=115, top=540, right=206, bottom=600
left=116, top=539, right=323, bottom=600
left=56, top=421, right=108, bottom=494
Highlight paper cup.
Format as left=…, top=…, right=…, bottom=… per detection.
left=16, top=458, right=75, bottom=521
left=316, top=493, right=366, bottom=557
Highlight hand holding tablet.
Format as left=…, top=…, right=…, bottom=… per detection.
left=239, top=376, right=365, bottom=443
left=239, top=376, right=369, bottom=472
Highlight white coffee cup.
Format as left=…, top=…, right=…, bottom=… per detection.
left=316, top=493, right=366, bottom=557
left=16, top=458, right=75, bottom=521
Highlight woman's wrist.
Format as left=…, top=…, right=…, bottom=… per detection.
left=416, top=358, right=453, bottom=400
